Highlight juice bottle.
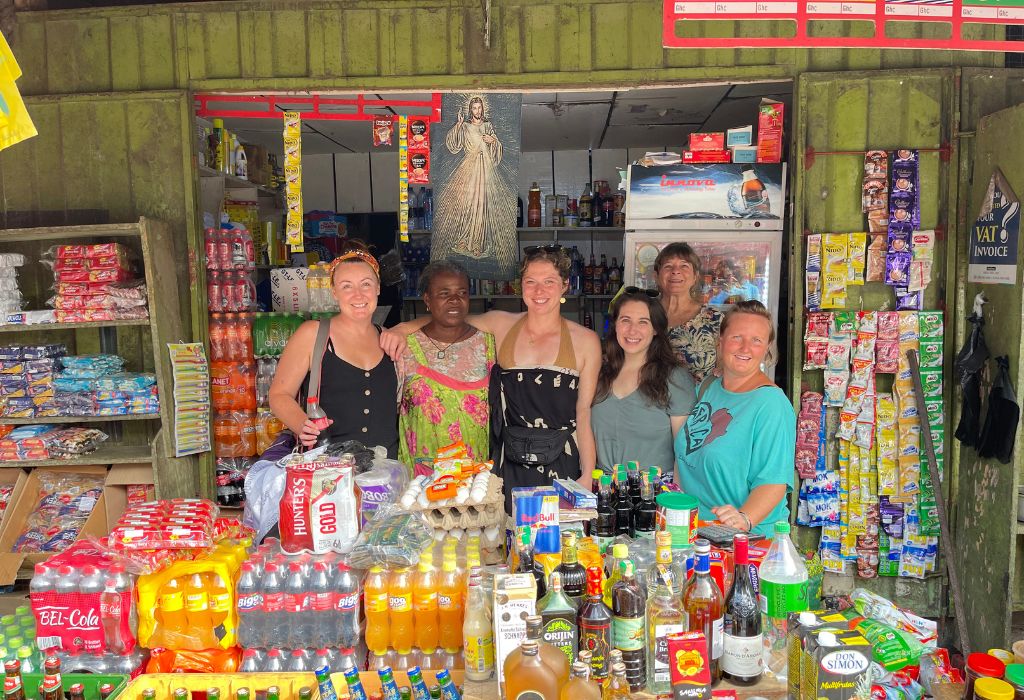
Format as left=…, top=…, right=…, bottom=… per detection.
left=208, top=572, right=232, bottom=640
left=185, top=572, right=214, bottom=647
left=505, top=641, right=559, bottom=700
left=209, top=313, right=225, bottom=361
left=238, top=411, right=257, bottom=457
left=154, top=577, right=188, bottom=649
left=462, top=576, right=494, bottom=682
left=561, top=662, right=601, bottom=700
left=364, top=566, right=390, bottom=654
left=388, top=567, right=415, bottom=655
left=438, top=544, right=464, bottom=652
left=213, top=413, right=241, bottom=458
left=413, top=549, right=439, bottom=653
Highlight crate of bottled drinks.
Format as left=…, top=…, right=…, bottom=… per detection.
left=124, top=672, right=464, bottom=700
left=23, top=673, right=128, bottom=700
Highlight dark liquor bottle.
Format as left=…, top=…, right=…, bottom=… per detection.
left=553, top=530, right=586, bottom=605
left=625, top=461, right=643, bottom=506
left=577, top=566, right=613, bottom=681
left=614, top=467, right=634, bottom=538
left=723, top=534, right=763, bottom=684
left=594, top=475, right=617, bottom=555
left=611, top=561, right=646, bottom=692
left=537, top=572, right=579, bottom=666
left=632, top=468, right=657, bottom=539
left=517, top=525, right=546, bottom=599
left=683, top=539, right=724, bottom=684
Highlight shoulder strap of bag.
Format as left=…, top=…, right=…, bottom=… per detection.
left=696, top=375, right=715, bottom=404
left=308, top=318, right=332, bottom=400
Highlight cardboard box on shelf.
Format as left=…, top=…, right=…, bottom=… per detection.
left=727, top=125, right=753, bottom=147
left=0, top=469, right=28, bottom=533
left=683, top=150, right=732, bottom=163
left=757, top=98, right=785, bottom=163
left=0, top=465, right=108, bottom=585
left=104, top=463, right=156, bottom=527
left=689, top=132, right=726, bottom=151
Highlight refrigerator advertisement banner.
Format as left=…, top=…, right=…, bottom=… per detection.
left=968, top=168, right=1019, bottom=285
left=627, top=163, right=786, bottom=223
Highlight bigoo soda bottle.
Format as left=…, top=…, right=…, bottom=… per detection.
left=334, top=562, right=361, bottom=649
left=261, top=563, right=285, bottom=648
left=363, top=566, right=389, bottom=654
left=309, top=561, right=336, bottom=650
left=236, top=561, right=262, bottom=649
left=285, top=562, right=313, bottom=650
left=758, top=521, right=809, bottom=677
left=388, top=567, right=414, bottom=654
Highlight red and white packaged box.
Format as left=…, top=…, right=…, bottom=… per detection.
left=31, top=540, right=137, bottom=655
left=279, top=454, right=358, bottom=554
left=109, top=499, right=218, bottom=551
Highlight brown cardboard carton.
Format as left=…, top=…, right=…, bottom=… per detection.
left=104, top=463, right=155, bottom=526
left=0, top=466, right=108, bottom=585
left=0, top=469, right=28, bottom=533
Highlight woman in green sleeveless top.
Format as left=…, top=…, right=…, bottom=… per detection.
left=398, top=261, right=495, bottom=469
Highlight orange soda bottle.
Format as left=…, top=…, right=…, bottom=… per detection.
left=207, top=572, right=232, bottom=640
left=185, top=572, right=214, bottom=646
left=388, top=566, right=414, bottom=654
left=364, top=566, right=390, bottom=654
left=438, top=541, right=464, bottom=651
left=413, top=548, right=439, bottom=652
left=154, top=576, right=189, bottom=648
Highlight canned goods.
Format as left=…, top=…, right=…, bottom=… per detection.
left=655, top=492, right=699, bottom=546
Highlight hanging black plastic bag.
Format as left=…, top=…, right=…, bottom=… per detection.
left=954, top=301, right=990, bottom=447
left=977, top=355, right=1019, bottom=464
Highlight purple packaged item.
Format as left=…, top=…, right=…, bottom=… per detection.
left=886, top=251, right=912, bottom=286
left=880, top=497, right=905, bottom=539
left=895, top=287, right=923, bottom=310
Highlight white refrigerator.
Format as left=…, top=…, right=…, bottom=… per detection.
left=623, top=162, right=788, bottom=333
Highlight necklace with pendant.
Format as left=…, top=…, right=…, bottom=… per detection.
left=424, top=327, right=472, bottom=359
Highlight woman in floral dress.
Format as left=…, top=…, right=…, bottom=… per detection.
left=654, top=242, right=723, bottom=383
left=398, top=261, right=495, bottom=470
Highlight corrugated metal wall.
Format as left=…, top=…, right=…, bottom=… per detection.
left=10, top=0, right=1003, bottom=97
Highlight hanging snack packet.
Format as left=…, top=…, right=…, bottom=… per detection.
left=864, top=150, right=889, bottom=179
left=408, top=149, right=430, bottom=184
left=372, top=117, right=395, bottom=147
left=407, top=117, right=430, bottom=148
left=806, top=271, right=821, bottom=311
left=911, top=230, right=935, bottom=262
left=918, top=311, right=943, bottom=338
left=804, top=340, right=829, bottom=371
left=866, top=235, right=887, bottom=282
left=833, top=311, right=858, bottom=337
left=824, top=368, right=850, bottom=407
left=821, top=270, right=847, bottom=309
left=877, top=311, right=899, bottom=341
left=875, top=341, right=900, bottom=374
left=827, top=335, right=851, bottom=371
left=806, top=234, right=822, bottom=271
left=806, top=311, right=833, bottom=340
left=848, top=233, right=867, bottom=285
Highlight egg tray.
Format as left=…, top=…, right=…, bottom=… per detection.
left=406, top=474, right=504, bottom=531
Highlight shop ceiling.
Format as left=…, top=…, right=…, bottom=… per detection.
left=207, top=81, right=792, bottom=155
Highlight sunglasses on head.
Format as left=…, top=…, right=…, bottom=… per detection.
left=623, top=286, right=661, bottom=298
left=523, top=244, right=564, bottom=255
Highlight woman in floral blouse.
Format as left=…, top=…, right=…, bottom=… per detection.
left=398, top=261, right=495, bottom=470
left=654, top=242, right=723, bottom=383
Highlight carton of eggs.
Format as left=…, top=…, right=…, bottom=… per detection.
left=398, top=469, right=493, bottom=509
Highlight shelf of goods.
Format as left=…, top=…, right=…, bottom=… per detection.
left=0, top=219, right=196, bottom=499
left=198, top=165, right=280, bottom=198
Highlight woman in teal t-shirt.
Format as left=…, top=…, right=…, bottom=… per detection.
left=592, top=289, right=695, bottom=471
left=674, top=300, right=795, bottom=537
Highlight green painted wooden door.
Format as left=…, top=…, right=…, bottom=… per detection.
left=792, top=69, right=956, bottom=617
left=953, top=100, right=1024, bottom=651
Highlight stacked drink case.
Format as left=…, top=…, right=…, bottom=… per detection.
left=236, top=538, right=362, bottom=674
left=29, top=541, right=146, bottom=676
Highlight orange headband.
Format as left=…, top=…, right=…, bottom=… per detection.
left=329, top=250, right=380, bottom=279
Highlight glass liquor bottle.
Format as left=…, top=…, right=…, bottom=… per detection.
left=625, top=461, right=643, bottom=506
left=645, top=545, right=685, bottom=694
left=632, top=467, right=658, bottom=539
left=561, top=662, right=602, bottom=700
left=537, top=572, right=578, bottom=666
left=604, top=662, right=631, bottom=700
left=723, top=534, right=763, bottom=684
left=683, top=538, right=724, bottom=683
left=646, top=530, right=683, bottom=598
left=552, top=531, right=586, bottom=605
left=577, top=566, right=612, bottom=681
left=614, top=467, right=633, bottom=538
left=611, top=560, right=646, bottom=692
left=504, top=641, right=560, bottom=700
left=516, top=525, right=546, bottom=599
left=503, top=615, right=570, bottom=689
left=594, top=475, right=616, bottom=555
left=603, top=543, right=629, bottom=608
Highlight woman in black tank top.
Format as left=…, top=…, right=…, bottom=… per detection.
left=269, top=245, right=400, bottom=456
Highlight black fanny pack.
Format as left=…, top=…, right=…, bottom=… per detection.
left=501, top=425, right=573, bottom=466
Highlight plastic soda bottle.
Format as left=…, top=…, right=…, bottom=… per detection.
left=155, top=577, right=189, bottom=649
left=261, top=563, right=285, bottom=647
left=99, top=579, right=127, bottom=654
left=235, top=562, right=261, bottom=648
left=284, top=561, right=312, bottom=649
left=758, top=521, right=809, bottom=672
left=363, top=566, right=390, bottom=654
left=184, top=573, right=214, bottom=646
left=388, top=567, right=414, bottom=655
left=438, top=543, right=464, bottom=652
left=309, top=562, right=336, bottom=649
left=239, top=649, right=262, bottom=673
left=334, top=562, right=361, bottom=648
left=306, top=397, right=331, bottom=446
left=412, top=550, right=439, bottom=653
